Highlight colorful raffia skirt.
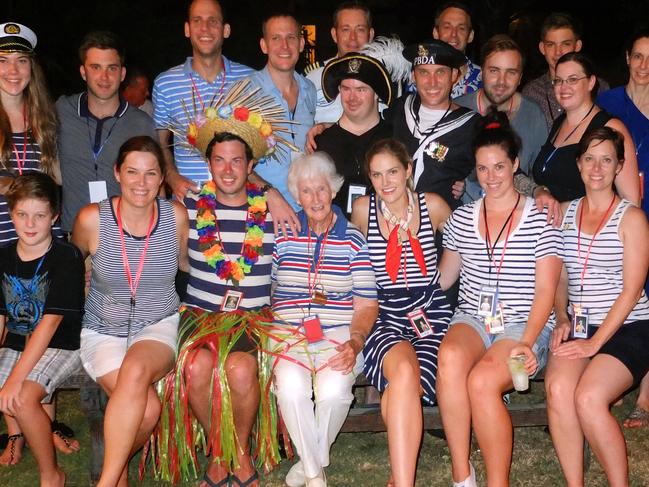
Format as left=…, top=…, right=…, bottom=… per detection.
left=148, top=305, right=286, bottom=482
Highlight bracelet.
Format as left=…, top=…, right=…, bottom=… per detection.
left=260, top=183, right=273, bottom=194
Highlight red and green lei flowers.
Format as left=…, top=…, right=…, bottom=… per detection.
left=196, top=181, right=267, bottom=285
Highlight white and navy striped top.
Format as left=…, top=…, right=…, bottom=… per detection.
left=443, top=196, right=563, bottom=326
left=272, top=206, right=377, bottom=328
left=184, top=192, right=274, bottom=311
left=152, top=57, right=254, bottom=183
left=1, top=132, right=43, bottom=246
left=83, top=198, right=180, bottom=337
left=367, top=192, right=441, bottom=288
left=563, top=198, right=649, bottom=326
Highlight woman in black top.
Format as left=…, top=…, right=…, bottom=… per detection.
left=532, top=52, right=640, bottom=204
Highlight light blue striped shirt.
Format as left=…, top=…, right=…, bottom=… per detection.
left=248, top=66, right=316, bottom=210
left=152, top=57, right=254, bottom=183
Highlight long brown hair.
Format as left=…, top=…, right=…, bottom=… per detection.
left=0, top=55, right=59, bottom=179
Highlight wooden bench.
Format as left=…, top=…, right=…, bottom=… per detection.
left=340, top=376, right=548, bottom=433
left=58, top=368, right=105, bottom=482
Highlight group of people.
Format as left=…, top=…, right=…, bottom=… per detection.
left=1, top=1, right=649, bottom=487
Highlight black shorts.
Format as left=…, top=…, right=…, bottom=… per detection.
left=598, top=319, right=649, bottom=386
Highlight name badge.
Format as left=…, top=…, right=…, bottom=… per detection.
left=220, top=289, right=244, bottom=312
left=302, top=315, right=325, bottom=343
left=478, top=286, right=498, bottom=318
left=571, top=305, right=589, bottom=339
left=89, top=180, right=108, bottom=203
left=347, top=183, right=368, bottom=214
left=407, top=309, right=433, bottom=337
left=486, top=303, right=505, bottom=334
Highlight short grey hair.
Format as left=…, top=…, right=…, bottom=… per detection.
left=287, top=152, right=345, bottom=203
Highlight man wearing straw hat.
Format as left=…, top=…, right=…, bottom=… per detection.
left=154, top=79, right=295, bottom=487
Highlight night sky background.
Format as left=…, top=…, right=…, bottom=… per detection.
left=5, top=0, right=649, bottom=98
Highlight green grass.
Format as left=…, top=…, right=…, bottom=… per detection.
left=1, top=388, right=648, bottom=486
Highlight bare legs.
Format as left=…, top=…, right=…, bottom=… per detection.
left=545, top=355, right=589, bottom=486
left=436, top=324, right=485, bottom=483
left=187, top=349, right=260, bottom=487
left=625, top=372, right=649, bottom=428
left=11, top=381, right=65, bottom=487
left=96, top=340, right=174, bottom=487
left=547, top=353, right=633, bottom=487
left=467, top=341, right=521, bottom=487
left=380, top=342, right=422, bottom=487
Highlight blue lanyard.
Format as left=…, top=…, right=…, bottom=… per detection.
left=86, top=116, right=120, bottom=178
left=15, top=252, right=47, bottom=294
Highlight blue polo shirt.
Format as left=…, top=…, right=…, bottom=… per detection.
left=248, top=66, right=316, bottom=210
left=153, top=56, right=254, bottom=183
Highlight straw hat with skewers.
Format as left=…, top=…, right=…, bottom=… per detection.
left=170, top=79, right=299, bottom=162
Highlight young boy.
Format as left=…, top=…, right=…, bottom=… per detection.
left=0, top=173, right=84, bottom=487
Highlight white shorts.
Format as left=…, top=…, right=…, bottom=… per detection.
left=80, top=313, right=179, bottom=381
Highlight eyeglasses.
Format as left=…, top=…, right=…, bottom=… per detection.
left=551, top=76, right=589, bottom=87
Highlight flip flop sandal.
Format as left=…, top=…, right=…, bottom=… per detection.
left=202, top=471, right=231, bottom=487
left=1, top=433, right=24, bottom=466
left=230, top=470, right=259, bottom=487
left=624, top=405, right=649, bottom=428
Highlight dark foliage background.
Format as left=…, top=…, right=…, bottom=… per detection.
left=5, top=0, right=649, bottom=97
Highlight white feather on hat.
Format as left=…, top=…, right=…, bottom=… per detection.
left=361, top=36, right=411, bottom=84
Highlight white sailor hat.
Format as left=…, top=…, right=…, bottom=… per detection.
left=0, top=22, right=37, bottom=54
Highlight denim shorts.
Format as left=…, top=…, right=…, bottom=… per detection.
left=449, top=312, right=552, bottom=375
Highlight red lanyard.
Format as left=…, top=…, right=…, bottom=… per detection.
left=115, top=198, right=156, bottom=306
left=483, top=193, right=520, bottom=283
left=306, top=216, right=332, bottom=296
left=189, top=59, right=227, bottom=112
left=576, top=194, right=616, bottom=291
left=11, top=105, right=28, bottom=175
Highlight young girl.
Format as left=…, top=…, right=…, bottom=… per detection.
left=0, top=172, right=84, bottom=487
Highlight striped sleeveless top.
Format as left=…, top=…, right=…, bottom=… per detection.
left=0, top=132, right=42, bottom=246
left=367, top=192, right=441, bottom=288
left=83, top=198, right=180, bottom=337
left=563, top=198, right=649, bottom=327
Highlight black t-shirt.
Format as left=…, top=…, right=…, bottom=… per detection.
left=315, top=119, right=393, bottom=215
left=0, top=239, right=84, bottom=351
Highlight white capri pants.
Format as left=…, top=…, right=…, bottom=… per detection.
left=272, top=326, right=363, bottom=478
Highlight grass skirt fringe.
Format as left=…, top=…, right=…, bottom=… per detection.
left=148, top=305, right=285, bottom=482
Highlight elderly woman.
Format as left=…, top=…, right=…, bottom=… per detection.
left=545, top=127, right=649, bottom=486
left=271, top=152, right=378, bottom=487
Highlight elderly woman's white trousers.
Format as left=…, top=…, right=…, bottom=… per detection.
left=273, top=327, right=363, bottom=479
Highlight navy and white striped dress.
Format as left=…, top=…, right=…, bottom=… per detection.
left=563, top=198, right=649, bottom=326
left=363, top=192, right=451, bottom=404
left=83, top=198, right=180, bottom=337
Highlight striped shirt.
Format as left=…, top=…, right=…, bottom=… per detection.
left=563, top=198, right=649, bottom=326
left=443, top=196, right=563, bottom=326
left=184, top=191, right=274, bottom=311
left=1, top=132, right=42, bottom=246
left=367, top=192, right=441, bottom=289
left=83, top=198, right=180, bottom=337
left=272, top=205, right=377, bottom=328
left=152, top=57, right=254, bottom=183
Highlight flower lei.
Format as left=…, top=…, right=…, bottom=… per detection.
left=195, top=181, right=267, bottom=286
